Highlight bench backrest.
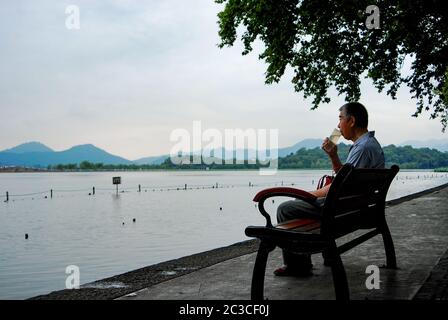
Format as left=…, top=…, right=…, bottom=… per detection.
left=321, top=164, right=399, bottom=238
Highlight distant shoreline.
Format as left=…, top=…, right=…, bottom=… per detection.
left=1, top=167, right=445, bottom=173
left=0, top=167, right=47, bottom=173
left=0, top=167, right=319, bottom=173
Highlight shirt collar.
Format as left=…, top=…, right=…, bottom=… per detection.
left=353, top=131, right=375, bottom=147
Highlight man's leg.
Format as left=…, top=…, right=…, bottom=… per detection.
left=277, top=198, right=323, bottom=221
left=275, top=198, right=323, bottom=276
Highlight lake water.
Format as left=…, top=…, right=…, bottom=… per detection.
left=1, top=169, right=447, bottom=299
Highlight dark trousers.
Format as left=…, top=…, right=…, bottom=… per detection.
left=276, top=198, right=324, bottom=267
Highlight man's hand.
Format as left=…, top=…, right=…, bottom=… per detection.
left=322, top=137, right=343, bottom=173
left=322, top=137, right=338, bottom=158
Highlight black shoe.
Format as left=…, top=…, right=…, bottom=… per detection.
left=274, top=265, right=313, bottom=277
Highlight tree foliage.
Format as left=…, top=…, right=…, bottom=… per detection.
left=279, top=143, right=448, bottom=169
left=215, top=0, right=448, bottom=130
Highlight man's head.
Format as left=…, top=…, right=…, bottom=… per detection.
left=338, top=102, right=369, bottom=141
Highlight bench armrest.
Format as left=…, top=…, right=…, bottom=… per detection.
left=253, top=187, right=318, bottom=228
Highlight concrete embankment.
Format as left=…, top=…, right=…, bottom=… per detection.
left=31, top=183, right=448, bottom=300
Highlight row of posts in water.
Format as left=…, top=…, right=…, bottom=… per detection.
left=2, top=181, right=283, bottom=202
left=3, top=174, right=447, bottom=202
left=3, top=183, right=222, bottom=201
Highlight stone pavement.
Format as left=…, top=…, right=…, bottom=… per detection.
left=117, top=185, right=448, bottom=300
left=414, top=248, right=448, bottom=300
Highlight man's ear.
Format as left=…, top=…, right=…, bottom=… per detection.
left=349, top=116, right=356, bottom=128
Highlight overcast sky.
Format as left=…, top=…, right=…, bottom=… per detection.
left=0, top=0, right=446, bottom=160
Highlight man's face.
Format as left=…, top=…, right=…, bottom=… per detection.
left=338, top=109, right=354, bottom=140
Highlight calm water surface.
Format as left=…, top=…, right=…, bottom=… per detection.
left=1, top=170, right=447, bottom=299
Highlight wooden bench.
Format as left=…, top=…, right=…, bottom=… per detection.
left=245, top=164, right=400, bottom=300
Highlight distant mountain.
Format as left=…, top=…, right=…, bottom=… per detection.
left=133, top=139, right=323, bottom=165
left=1, top=141, right=54, bottom=154
left=133, top=155, right=170, bottom=165
left=399, top=139, right=448, bottom=152
left=0, top=143, right=131, bottom=167
left=278, top=138, right=323, bottom=157
left=56, top=144, right=132, bottom=164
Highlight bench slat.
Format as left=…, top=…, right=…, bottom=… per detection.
left=331, top=193, right=383, bottom=216
left=276, top=218, right=317, bottom=230
left=295, top=222, right=321, bottom=233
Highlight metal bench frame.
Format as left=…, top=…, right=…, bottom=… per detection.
left=246, top=164, right=400, bottom=300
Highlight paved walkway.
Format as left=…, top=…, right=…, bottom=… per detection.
left=117, top=186, right=448, bottom=300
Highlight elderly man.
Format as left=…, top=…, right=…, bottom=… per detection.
left=275, top=102, right=385, bottom=277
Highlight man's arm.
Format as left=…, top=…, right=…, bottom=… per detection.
left=329, top=153, right=343, bottom=173
left=309, top=183, right=331, bottom=197
left=307, top=138, right=343, bottom=198
left=322, top=138, right=343, bottom=173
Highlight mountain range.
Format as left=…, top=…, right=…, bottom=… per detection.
left=0, top=138, right=447, bottom=168
left=133, top=139, right=324, bottom=165
left=0, top=143, right=131, bottom=167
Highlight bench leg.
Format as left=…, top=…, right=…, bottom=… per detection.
left=327, top=245, right=350, bottom=300
left=322, top=249, right=332, bottom=266
left=380, top=223, right=397, bottom=269
left=251, top=241, right=275, bottom=301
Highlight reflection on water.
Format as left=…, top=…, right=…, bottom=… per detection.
left=0, top=170, right=447, bottom=299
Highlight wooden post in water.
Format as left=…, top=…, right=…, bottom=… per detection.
left=93, top=187, right=95, bottom=195
left=113, top=177, right=121, bottom=195
left=6, top=192, right=8, bottom=202
left=139, top=184, right=141, bottom=192
left=185, top=184, right=187, bottom=190
left=50, top=189, right=53, bottom=199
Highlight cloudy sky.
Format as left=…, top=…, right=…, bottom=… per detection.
left=0, top=0, right=446, bottom=160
